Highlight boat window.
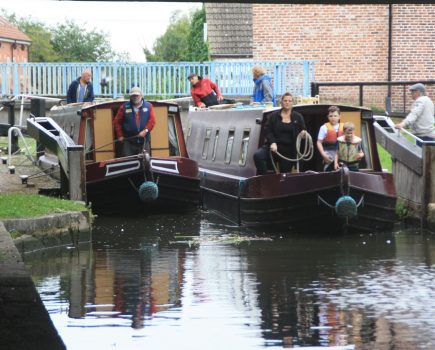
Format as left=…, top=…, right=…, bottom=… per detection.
left=168, top=114, right=180, bottom=156
left=239, top=129, right=250, bottom=166
left=225, top=129, right=235, bottom=164
left=202, top=128, right=212, bottom=159
left=187, top=125, right=192, bottom=139
left=212, top=128, right=220, bottom=161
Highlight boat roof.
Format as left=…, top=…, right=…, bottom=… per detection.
left=50, top=98, right=180, bottom=113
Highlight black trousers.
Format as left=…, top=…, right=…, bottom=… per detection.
left=253, top=145, right=295, bottom=175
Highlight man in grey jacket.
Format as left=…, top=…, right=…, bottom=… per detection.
left=395, top=83, right=435, bottom=144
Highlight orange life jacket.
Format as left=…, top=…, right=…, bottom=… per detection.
left=322, top=123, right=344, bottom=148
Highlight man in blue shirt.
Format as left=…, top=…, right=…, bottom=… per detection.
left=67, top=69, right=94, bottom=103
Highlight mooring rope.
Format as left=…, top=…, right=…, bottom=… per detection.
left=85, top=134, right=140, bottom=154
left=270, top=131, right=314, bottom=173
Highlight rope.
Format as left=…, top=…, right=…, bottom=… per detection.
left=270, top=131, right=314, bottom=173
left=356, top=194, right=365, bottom=208
left=318, top=195, right=336, bottom=209
left=85, top=134, right=140, bottom=154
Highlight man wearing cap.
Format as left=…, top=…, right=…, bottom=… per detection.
left=188, top=73, right=223, bottom=108
left=113, top=87, right=156, bottom=156
left=395, top=83, right=435, bottom=143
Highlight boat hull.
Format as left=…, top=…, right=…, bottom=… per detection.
left=85, top=156, right=200, bottom=214
left=200, top=170, right=396, bottom=233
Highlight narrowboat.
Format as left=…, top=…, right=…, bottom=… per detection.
left=27, top=100, right=200, bottom=213
left=186, top=104, right=397, bottom=232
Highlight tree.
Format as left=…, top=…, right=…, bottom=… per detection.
left=144, top=11, right=190, bottom=62
left=1, top=10, right=60, bottom=62
left=144, top=8, right=209, bottom=62
left=186, top=6, right=209, bottom=62
left=1, top=9, right=128, bottom=62
left=51, top=20, right=119, bottom=62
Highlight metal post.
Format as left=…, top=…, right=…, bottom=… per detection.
left=311, top=82, right=319, bottom=97
left=303, top=61, right=310, bottom=96
left=4, top=101, right=19, bottom=153
left=30, top=99, right=46, bottom=159
left=359, top=84, right=364, bottom=106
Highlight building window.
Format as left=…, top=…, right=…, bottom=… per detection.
left=239, top=129, right=250, bottom=166
left=21, top=44, right=25, bottom=51
left=225, top=129, right=235, bottom=164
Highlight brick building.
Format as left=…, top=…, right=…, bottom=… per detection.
left=0, top=16, right=31, bottom=95
left=0, top=16, right=31, bottom=63
left=206, top=4, right=435, bottom=111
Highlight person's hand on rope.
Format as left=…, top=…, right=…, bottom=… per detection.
left=300, top=130, right=307, bottom=139
left=118, top=136, right=124, bottom=142
left=138, top=128, right=148, bottom=139
left=270, top=142, right=278, bottom=153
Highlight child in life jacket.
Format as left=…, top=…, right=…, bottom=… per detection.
left=335, top=122, right=364, bottom=171
left=316, top=105, right=344, bottom=171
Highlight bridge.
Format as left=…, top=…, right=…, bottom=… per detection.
left=0, top=60, right=315, bottom=99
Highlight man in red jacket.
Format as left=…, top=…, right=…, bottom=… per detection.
left=188, top=73, right=223, bottom=108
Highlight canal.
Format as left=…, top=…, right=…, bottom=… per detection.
left=23, top=211, right=435, bottom=350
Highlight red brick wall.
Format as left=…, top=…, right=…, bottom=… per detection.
left=0, top=41, right=29, bottom=63
left=390, top=4, right=435, bottom=111
left=253, top=4, right=435, bottom=112
left=0, top=41, right=29, bottom=94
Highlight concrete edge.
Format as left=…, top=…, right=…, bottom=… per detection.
left=0, top=221, right=66, bottom=350
left=1, top=210, right=92, bottom=254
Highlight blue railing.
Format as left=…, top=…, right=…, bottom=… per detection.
left=0, top=60, right=315, bottom=99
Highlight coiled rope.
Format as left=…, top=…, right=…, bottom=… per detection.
left=270, top=131, right=314, bottom=173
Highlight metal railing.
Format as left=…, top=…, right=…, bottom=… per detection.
left=0, top=60, right=315, bottom=99
left=311, top=80, right=435, bottom=115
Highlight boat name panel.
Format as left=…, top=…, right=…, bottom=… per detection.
left=105, top=160, right=141, bottom=177
left=150, top=159, right=179, bottom=174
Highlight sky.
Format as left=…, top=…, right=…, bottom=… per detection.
left=0, top=0, right=202, bottom=62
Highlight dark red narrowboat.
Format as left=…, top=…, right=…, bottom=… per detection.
left=27, top=100, right=200, bottom=213
left=186, top=104, right=397, bottom=233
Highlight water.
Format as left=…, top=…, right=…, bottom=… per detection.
left=23, top=211, right=435, bottom=350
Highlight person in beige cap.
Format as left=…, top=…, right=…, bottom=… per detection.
left=113, top=87, right=156, bottom=156
left=395, top=83, right=435, bottom=144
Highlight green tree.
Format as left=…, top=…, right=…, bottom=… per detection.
left=51, top=20, right=117, bottom=62
left=144, top=11, right=190, bottom=62
left=1, top=10, right=128, bottom=62
left=1, top=10, right=59, bottom=62
left=187, top=6, right=209, bottom=61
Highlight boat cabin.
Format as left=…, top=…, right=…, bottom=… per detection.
left=49, top=100, right=188, bottom=163
left=186, top=104, right=382, bottom=176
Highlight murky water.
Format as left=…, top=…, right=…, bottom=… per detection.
left=23, top=211, right=435, bottom=350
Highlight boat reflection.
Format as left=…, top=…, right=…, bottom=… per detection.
left=23, top=216, right=435, bottom=349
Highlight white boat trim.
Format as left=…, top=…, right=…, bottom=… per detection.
left=151, top=159, right=179, bottom=174
left=105, top=160, right=141, bottom=176
left=199, top=167, right=247, bottom=181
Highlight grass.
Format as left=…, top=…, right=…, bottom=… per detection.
left=377, top=143, right=392, bottom=172
left=0, top=193, right=87, bottom=219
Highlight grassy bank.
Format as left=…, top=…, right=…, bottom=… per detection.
left=377, top=143, right=392, bottom=172
left=0, top=193, right=87, bottom=219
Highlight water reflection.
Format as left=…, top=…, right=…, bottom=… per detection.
left=24, top=212, right=435, bottom=350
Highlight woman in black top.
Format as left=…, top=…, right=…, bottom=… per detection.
left=254, top=92, right=307, bottom=175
